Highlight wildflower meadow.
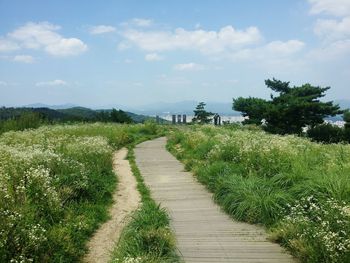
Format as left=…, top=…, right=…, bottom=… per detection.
left=0, top=123, right=163, bottom=262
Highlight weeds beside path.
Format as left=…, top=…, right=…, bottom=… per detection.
left=84, top=148, right=140, bottom=263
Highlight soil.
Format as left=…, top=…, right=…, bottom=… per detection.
left=84, top=148, right=141, bottom=263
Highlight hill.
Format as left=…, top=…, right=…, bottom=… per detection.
left=0, top=106, right=158, bottom=123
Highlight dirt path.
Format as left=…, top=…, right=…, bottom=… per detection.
left=84, top=148, right=140, bottom=263
left=135, top=137, right=295, bottom=263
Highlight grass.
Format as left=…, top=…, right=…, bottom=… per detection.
left=110, top=144, right=180, bottom=263
left=0, top=122, right=171, bottom=262
left=167, top=124, right=350, bottom=263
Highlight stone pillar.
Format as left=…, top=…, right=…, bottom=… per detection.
left=182, top=114, right=187, bottom=124
left=218, top=116, right=221, bottom=125
left=172, top=115, right=176, bottom=124
left=177, top=114, right=182, bottom=124
left=214, top=114, right=218, bottom=125
left=156, top=115, right=160, bottom=124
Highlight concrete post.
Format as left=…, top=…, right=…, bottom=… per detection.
left=172, top=115, right=176, bottom=124
left=182, top=114, right=187, bottom=124
left=156, top=115, right=160, bottom=124
left=214, top=114, right=218, bottom=125
left=177, top=114, right=182, bottom=124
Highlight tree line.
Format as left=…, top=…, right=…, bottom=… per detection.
left=0, top=107, right=132, bottom=134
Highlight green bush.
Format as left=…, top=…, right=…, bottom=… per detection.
left=307, top=123, right=344, bottom=143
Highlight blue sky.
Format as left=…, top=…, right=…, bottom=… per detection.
left=1, top=0, right=350, bottom=107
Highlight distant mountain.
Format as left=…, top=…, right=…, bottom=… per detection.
left=24, top=103, right=78, bottom=110
left=323, top=100, right=350, bottom=121
left=58, top=107, right=157, bottom=123
left=0, top=107, right=72, bottom=121
left=1, top=105, right=162, bottom=124
left=131, top=100, right=239, bottom=116
left=58, top=107, right=98, bottom=120
left=335, top=100, right=350, bottom=110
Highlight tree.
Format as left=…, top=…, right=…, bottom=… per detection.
left=344, top=110, right=350, bottom=130
left=344, top=110, right=350, bottom=142
left=233, top=78, right=342, bottom=134
left=192, top=102, right=214, bottom=124
left=233, top=97, right=269, bottom=125
left=110, top=109, right=133, bottom=123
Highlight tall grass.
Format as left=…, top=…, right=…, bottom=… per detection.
left=0, top=123, right=166, bottom=262
left=167, top=125, right=350, bottom=263
left=110, top=146, right=180, bottom=263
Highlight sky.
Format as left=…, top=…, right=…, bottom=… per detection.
left=0, top=0, right=350, bottom=108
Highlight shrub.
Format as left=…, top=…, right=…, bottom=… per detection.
left=307, top=123, right=344, bottom=143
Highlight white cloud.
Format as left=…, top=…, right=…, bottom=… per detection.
left=45, top=38, right=87, bottom=56
left=4, top=22, right=87, bottom=56
left=121, top=18, right=153, bottom=28
left=145, top=53, right=163, bottom=61
left=133, top=82, right=143, bottom=87
left=35, top=79, right=68, bottom=87
left=314, top=17, right=350, bottom=40
left=117, top=41, right=130, bottom=51
left=132, top=18, right=153, bottom=27
left=121, top=25, right=262, bottom=54
left=13, top=55, right=35, bottom=63
left=124, top=58, right=133, bottom=64
left=231, top=40, right=305, bottom=61
left=308, top=0, right=350, bottom=17
left=156, top=74, right=191, bottom=86
left=173, top=63, right=205, bottom=71
left=0, top=39, right=20, bottom=52
left=264, top=40, right=305, bottom=55
left=308, top=1, right=350, bottom=58
left=89, top=25, right=116, bottom=35
left=0, top=81, right=7, bottom=86
left=308, top=39, right=350, bottom=60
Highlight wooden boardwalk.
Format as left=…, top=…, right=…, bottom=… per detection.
left=135, top=137, right=295, bottom=263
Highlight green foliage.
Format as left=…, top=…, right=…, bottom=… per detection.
left=0, top=112, right=44, bottom=134
left=344, top=110, right=350, bottom=143
left=0, top=123, right=166, bottom=262
left=192, top=102, right=214, bottom=124
left=167, top=125, right=350, bottom=262
left=0, top=106, right=160, bottom=127
left=307, top=123, right=345, bottom=143
left=0, top=107, right=68, bottom=121
left=110, top=108, right=133, bottom=123
left=344, top=110, right=350, bottom=129
left=233, top=78, right=342, bottom=134
left=110, top=148, right=180, bottom=263
left=232, top=97, right=269, bottom=125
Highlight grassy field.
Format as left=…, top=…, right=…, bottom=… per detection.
left=0, top=122, right=178, bottom=262
left=167, top=125, right=350, bottom=263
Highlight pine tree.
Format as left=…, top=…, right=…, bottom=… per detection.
left=192, top=102, right=214, bottom=124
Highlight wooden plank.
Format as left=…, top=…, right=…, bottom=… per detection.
left=135, top=137, right=295, bottom=263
